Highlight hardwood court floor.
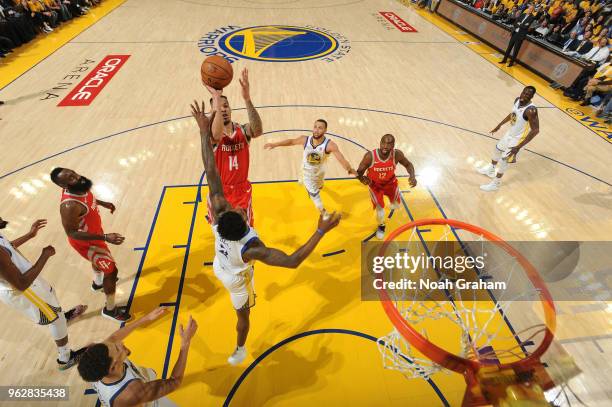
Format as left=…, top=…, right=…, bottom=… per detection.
left=0, top=0, right=610, bottom=406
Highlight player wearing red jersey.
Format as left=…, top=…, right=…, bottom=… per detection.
left=356, top=134, right=417, bottom=239
left=205, top=68, right=263, bottom=226
left=50, top=168, right=131, bottom=322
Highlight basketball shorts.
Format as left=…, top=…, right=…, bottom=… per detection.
left=214, top=265, right=256, bottom=310
left=369, top=179, right=400, bottom=209
left=0, top=277, right=61, bottom=325
left=303, top=172, right=325, bottom=196
left=69, top=239, right=116, bottom=275
left=207, top=181, right=254, bottom=227
left=496, top=133, right=521, bottom=163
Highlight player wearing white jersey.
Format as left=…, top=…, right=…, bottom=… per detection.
left=264, top=119, right=356, bottom=215
left=77, top=307, right=193, bottom=407
left=192, top=103, right=341, bottom=365
left=478, top=86, right=540, bottom=191
left=0, top=216, right=87, bottom=370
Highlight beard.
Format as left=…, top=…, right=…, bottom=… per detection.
left=313, top=133, right=324, bottom=139
left=67, top=176, right=93, bottom=194
left=0, top=221, right=7, bottom=229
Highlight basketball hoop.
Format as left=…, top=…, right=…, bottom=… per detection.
left=374, top=218, right=557, bottom=406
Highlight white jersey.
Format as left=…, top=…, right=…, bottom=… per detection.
left=94, top=360, right=160, bottom=407
left=213, top=225, right=259, bottom=276
left=504, top=99, right=535, bottom=145
left=302, top=136, right=331, bottom=180
left=0, top=234, right=32, bottom=291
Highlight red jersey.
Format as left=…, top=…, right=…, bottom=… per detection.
left=367, top=149, right=397, bottom=185
left=214, top=123, right=250, bottom=186
left=60, top=190, right=104, bottom=242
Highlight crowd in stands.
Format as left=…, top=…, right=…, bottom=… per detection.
left=0, top=0, right=103, bottom=58
left=462, top=0, right=612, bottom=122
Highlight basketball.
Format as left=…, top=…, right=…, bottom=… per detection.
left=200, top=56, right=233, bottom=90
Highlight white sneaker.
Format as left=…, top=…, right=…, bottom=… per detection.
left=375, top=224, right=386, bottom=239
left=478, top=164, right=496, bottom=178
left=480, top=180, right=500, bottom=192
left=228, top=347, right=247, bottom=365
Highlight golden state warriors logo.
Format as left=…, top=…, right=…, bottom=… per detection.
left=307, top=152, right=322, bottom=164
left=199, top=25, right=350, bottom=63
left=510, top=113, right=517, bottom=125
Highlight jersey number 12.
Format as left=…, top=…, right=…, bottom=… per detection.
left=229, top=156, right=239, bottom=171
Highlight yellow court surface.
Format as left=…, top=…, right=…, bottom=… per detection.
left=0, top=0, right=610, bottom=406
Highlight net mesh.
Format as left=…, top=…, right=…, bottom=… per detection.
left=376, top=222, right=547, bottom=380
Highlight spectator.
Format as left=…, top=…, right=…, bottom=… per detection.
left=592, top=27, right=609, bottom=43
left=564, top=51, right=611, bottom=99
left=580, top=60, right=611, bottom=105
left=562, top=30, right=581, bottom=51
left=499, top=4, right=536, bottom=66
left=492, top=4, right=508, bottom=20
left=579, top=23, right=594, bottom=38
left=580, top=36, right=610, bottom=64
left=535, top=20, right=551, bottom=37
left=546, top=24, right=564, bottom=45
left=567, top=30, right=595, bottom=55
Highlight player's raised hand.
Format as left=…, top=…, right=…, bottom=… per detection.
left=179, top=316, right=198, bottom=345
left=191, top=100, right=216, bottom=133
left=104, top=233, right=125, bottom=245
left=42, top=245, right=56, bottom=258
left=239, top=68, right=251, bottom=101
left=317, top=211, right=341, bottom=234
left=29, top=219, right=47, bottom=237
left=145, top=307, right=169, bottom=322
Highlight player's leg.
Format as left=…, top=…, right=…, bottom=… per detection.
left=88, top=245, right=131, bottom=322
left=369, top=185, right=386, bottom=239
left=481, top=156, right=509, bottom=191
left=0, top=278, right=86, bottom=369
left=478, top=144, right=503, bottom=178
left=305, top=176, right=326, bottom=216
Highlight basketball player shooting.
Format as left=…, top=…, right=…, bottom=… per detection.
left=478, top=86, right=540, bottom=192
left=264, top=119, right=357, bottom=216
left=191, top=101, right=341, bottom=365
left=356, top=134, right=416, bottom=239
left=204, top=68, right=262, bottom=226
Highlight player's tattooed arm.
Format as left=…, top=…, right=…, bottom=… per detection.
left=243, top=213, right=341, bottom=268
left=327, top=141, right=357, bottom=175
left=191, top=101, right=232, bottom=217
left=395, top=150, right=417, bottom=188
left=239, top=69, right=263, bottom=140
left=10, top=219, right=46, bottom=248
left=263, top=135, right=307, bottom=150
left=491, top=113, right=513, bottom=133
left=355, top=151, right=373, bottom=185
left=114, top=316, right=197, bottom=406
left=511, top=107, right=539, bottom=155
left=0, top=244, right=54, bottom=291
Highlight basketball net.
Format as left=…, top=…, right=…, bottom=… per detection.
left=373, top=219, right=559, bottom=406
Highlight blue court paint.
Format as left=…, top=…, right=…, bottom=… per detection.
left=133, top=247, right=145, bottom=251
left=322, top=249, right=346, bottom=257
left=183, top=201, right=197, bottom=205
left=172, top=244, right=187, bottom=249
left=203, top=261, right=213, bottom=266
left=159, top=302, right=177, bottom=307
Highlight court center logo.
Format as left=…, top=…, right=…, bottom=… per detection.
left=198, top=25, right=350, bottom=63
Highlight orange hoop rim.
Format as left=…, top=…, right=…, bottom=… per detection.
left=377, top=218, right=556, bottom=374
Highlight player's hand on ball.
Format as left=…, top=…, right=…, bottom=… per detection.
left=409, top=176, right=417, bottom=188
left=104, top=233, right=125, bottom=245
left=318, top=211, right=341, bottom=233
left=42, top=245, right=56, bottom=257
left=179, top=316, right=198, bottom=344
left=29, top=219, right=47, bottom=237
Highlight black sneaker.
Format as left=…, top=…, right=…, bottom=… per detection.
left=101, top=306, right=131, bottom=322
left=57, top=347, right=87, bottom=371
left=91, top=281, right=103, bottom=291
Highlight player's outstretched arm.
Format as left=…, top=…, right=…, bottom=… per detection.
left=191, top=101, right=231, bottom=218
left=355, top=151, right=373, bottom=185
left=395, top=150, right=417, bottom=188
left=263, top=136, right=306, bottom=150
left=10, top=219, right=46, bottom=248
left=327, top=141, right=357, bottom=175
left=243, top=212, right=341, bottom=268
left=113, top=316, right=197, bottom=407
left=0, top=245, right=55, bottom=291
left=239, top=69, right=263, bottom=140
left=107, top=307, right=168, bottom=342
